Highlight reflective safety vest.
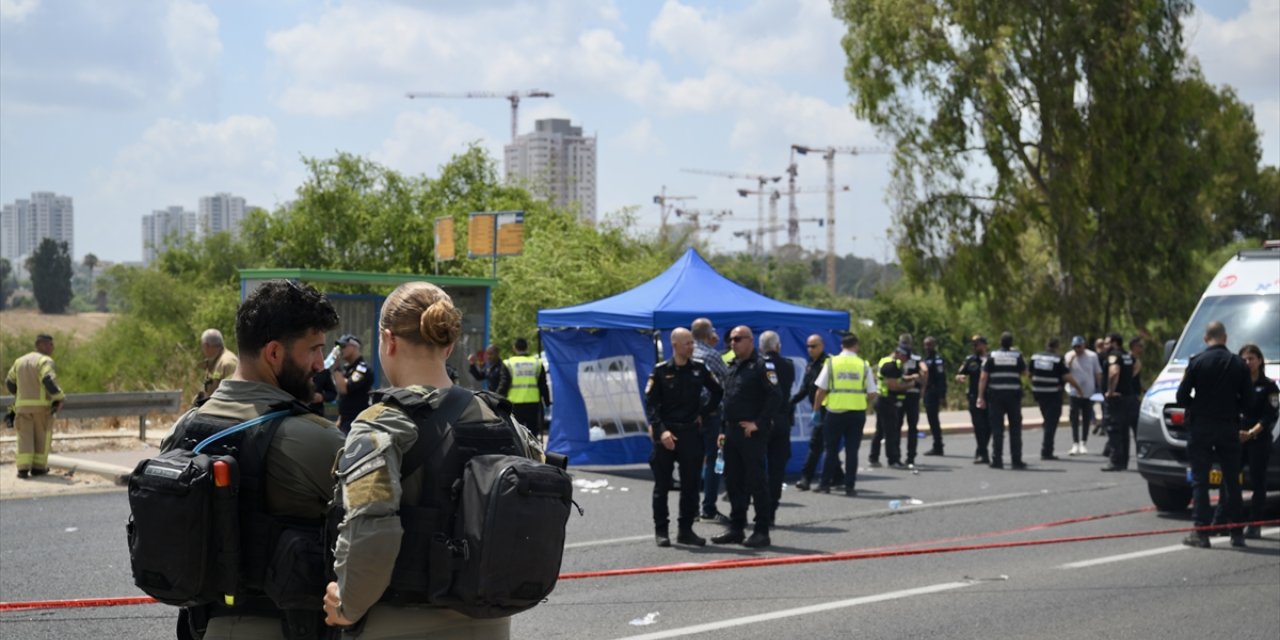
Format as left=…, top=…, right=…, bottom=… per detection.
left=6, top=351, right=64, bottom=413
left=824, top=353, right=868, bottom=412
left=877, top=355, right=904, bottom=400
left=506, top=354, right=542, bottom=404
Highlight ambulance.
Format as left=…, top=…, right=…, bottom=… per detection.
left=1136, top=241, right=1280, bottom=511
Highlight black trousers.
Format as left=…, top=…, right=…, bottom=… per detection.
left=1068, top=396, right=1094, bottom=443
left=924, top=391, right=944, bottom=451
left=1105, top=395, right=1139, bottom=469
left=987, top=393, right=1023, bottom=464
left=766, top=420, right=792, bottom=513
left=1216, top=435, right=1272, bottom=525
left=511, top=402, right=544, bottom=437
left=968, top=395, right=990, bottom=458
left=649, top=428, right=705, bottom=531
left=800, top=412, right=844, bottom=484
left=1036, top=393, right=1062, bottom=457
left=1189, top=426, right=1243, bottom=529
left=822, top=410, right=866, bottom=489
left=724, top=428, right=772, bottom=533
left=897, top=394, right=922, bottom=462
left=871, top=397, right=901, bottom=463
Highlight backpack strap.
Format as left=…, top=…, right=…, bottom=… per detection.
left=390, top=386, right=473, bottom=481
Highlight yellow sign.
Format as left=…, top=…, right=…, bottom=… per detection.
left=434, top=217, right=455, bottom=262
left=468, top=211, right=525, bottom=258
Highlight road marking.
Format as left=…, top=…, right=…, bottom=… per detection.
left=566, top=534, right=652, bottom=549
left=1059, top=527, right=1280, bottom=569
left=610, top=581, right=973, bottom=640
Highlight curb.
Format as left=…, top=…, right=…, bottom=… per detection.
left=47, top=454, right=133, bottom=486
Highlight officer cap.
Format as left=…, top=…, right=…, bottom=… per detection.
left=894, top=342, right=910, bottom=354
left=1071, top=335, right=1085, bottom=347
left=336, top=334, right=361, bottom=347
left=970, top=334, right=987, bottom=345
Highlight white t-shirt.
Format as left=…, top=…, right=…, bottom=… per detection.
left=1064, top=349, right=1102, bottom=397
left=814, top=349, right=879, bottom=395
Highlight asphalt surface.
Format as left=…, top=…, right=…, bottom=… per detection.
left=2, top=426, right=1277, bottom=639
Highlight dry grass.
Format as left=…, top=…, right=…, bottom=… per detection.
left=0, top=309, right=115, bottom=341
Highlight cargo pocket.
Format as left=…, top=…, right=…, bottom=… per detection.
left=264, top=528, right=326, bottom=611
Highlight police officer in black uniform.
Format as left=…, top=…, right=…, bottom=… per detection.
left=1030, top=337, right=1082, bottom=460
left=793, top=334, right=841, bottom=490
left=1100, top=332, right=1140, bottom=472
left=957, top=335, right=990, bottom=464
left=331, top=334, right=373, bottom=433
left=922, top=337, right=947, bottom=456
left=712, top=326, right=782, bottom=549
left=759, top=331, right=795, bottom=524
left=978, top=332, right=1028, bottom=469
left=896, top=334, right=928, bottom=466
left=645, top=328, right=724, bottom=548
left=1176, top=321, right=1254, bottom=548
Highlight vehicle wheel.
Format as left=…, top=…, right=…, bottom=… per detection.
left=1148, top=483, right=1191, bottom=512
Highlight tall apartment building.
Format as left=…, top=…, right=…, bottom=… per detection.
left=141, top=205, right=198, bottom=264
left=504, top=118, right=597, bottom=224
left=199, top=192, right=247, bottom=239
left=1, top=192, right=74, bottom=263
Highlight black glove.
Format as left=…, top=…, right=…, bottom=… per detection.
left=4, top=408, right=14, bottom=429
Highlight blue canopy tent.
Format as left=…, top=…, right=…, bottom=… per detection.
left=537, top=248, right=851, bottom=472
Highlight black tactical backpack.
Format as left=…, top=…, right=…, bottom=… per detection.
left=327, top=385, right=575, bottom=620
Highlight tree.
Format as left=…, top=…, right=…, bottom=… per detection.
left=82, top=252, right=99, bottom=290
left=833, top=0, right=1269, bottom=337
left=0, top=257, right=12, bottom=310
left=25, top=238, right=73, bottom=314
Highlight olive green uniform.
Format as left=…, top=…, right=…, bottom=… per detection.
left=200, top=349, right=239, bottom=401
left=6, top=351, right=65, bottom=472
left=161, top=379, right=345, bottom=640
left=333, top=385, right=543, bottom=639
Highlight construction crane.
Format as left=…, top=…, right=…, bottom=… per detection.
left=672, top=208, right=732, bottom=244
left=791, top=144, right=891, bottom=293
left=405, top=89, right=553, bottom=142
left=680, top=169, right=781, bottom=257
left=730, top=218, right=824, bottom=255
left=653, top=186, right=696, bottom=244
left=738, top=185, right=848, bottom=252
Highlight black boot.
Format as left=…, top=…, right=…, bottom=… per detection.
left=676, top=528, right=706, bottom=547
left=655, top=529, right=671, bottom=547
left=794, top=477, right=810, bottom=491
left=711, top=529, right=745, bottom=545
left=17, top=469, right=29, bottom=479
left=743, top=529, right=771, bottom=548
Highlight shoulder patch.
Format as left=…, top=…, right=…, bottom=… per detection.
left=766, top=370, right=779, bottom=385
left=764, top=361, right=776, bottom=370
left=338, top=435, right=378, bottom=474
left=344, top=467, right=394, bottom=508
left=356, top=362, right=368, bottom=372
left=356, top=404, right=388, bottom=423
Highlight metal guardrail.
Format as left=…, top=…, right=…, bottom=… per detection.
left=1, top=391, right=182, bottom=440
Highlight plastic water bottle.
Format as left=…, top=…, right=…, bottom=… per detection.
left=888, top=499, right=902, bottom=510
left=714, top=448, right=725, bottom=475
left=323, top=346, right=341, bottom=369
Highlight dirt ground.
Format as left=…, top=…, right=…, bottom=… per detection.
left=0, top=309, right=115, bottom=340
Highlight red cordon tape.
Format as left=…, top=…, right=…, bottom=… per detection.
left=2, top=517, right=1275, bottom=612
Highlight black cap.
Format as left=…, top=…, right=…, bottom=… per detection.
left=971, top=334, right=987, bottom=344
left=336, top=334, right=360, bottom=347
left=894, top=342, right=910, bottom=354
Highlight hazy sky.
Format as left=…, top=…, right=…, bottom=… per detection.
left=1, top=0, right=1276, bottom=263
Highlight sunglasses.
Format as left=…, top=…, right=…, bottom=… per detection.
left=807, top=344, right=822, bottom=349
left=730, top=336, right=748, bottom=343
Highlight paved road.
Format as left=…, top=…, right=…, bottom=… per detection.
left=2, top=427, right=1277, bottom=639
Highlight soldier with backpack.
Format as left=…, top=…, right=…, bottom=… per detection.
left=131, top=280, right=344, bottom=639
left=323, top=282, right=572, bottom=639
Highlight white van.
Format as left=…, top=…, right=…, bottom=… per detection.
left=1136, top=241, right=1280, bottom=511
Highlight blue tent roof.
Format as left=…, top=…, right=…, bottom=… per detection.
left=537, top=248, right=850, bottom=331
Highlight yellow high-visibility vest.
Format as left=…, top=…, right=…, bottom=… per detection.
left=824, top=353, right=868, bottom=412
left=7, top=352, right=64, bottom=411
left=505, top=355, right=541, bottom=404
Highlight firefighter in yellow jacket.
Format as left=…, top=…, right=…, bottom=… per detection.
left=5, top=334, right=65, bottom=478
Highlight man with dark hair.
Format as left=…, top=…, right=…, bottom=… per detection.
left=895, top=333, right=928, bottom=467
left=872, top=343, right=916, bottom=469
left=468, top=344, right=511, bottom=395
left=331, top=334, right=372, bottom=434
left=1177, top=321, right=1254, bottom=548
left=1100, top=332, right=1140, bottom=472
left=956, top=335, right=990, bottom=464
left=978, top=332, right=1029, bottom=469
left=6, top=334, right=64, bottom=478
left=921, top=336, right=946, bottom=456
left=505, top=337, right=551, bottom=438
left=162, top=280, right=345, bottom=639
left=812, top=333, right=877, bottom=495
left=1030, top=337, right=1082, bottom=460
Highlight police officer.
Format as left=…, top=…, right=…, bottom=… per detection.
left=812, top=333, right=877, bottom=495
left=468, top=344, right=512, bottom=395
left=871, top=343, right=914, bottom=469
left=793, top=334, right=841, bottom=491
left=956, top=335, right=990, bottom=464
left=1176, top=321, right=1253, bottom=548
left=1233, top=343, right=1278, bottom=539
left=5, top=334, right=64, bottom=478
left=921, top=336, right=946, bottom=456
left=712, top=326, right=782, bottom=549
left=1100, top=332, right=1140, bottom=472
left=162, top=280, right=344, bottom=639
left=506, top=337, right=551, bottom=438
left=691, top=317, right=731, bottom=523
left=759, top=331, right=795, bottom=523
left=978, top=332, right=1028, bottom=469
left=896, top=334, right=928, bottom=466
left=197, top=328, right=239, bottom=404
left=324, top=282, right=519, bottom=637
left=645, top=328, right=723, bottom=547
left=1030, top=338, right=1082, bottom=460
left=332, top=334, right=373, bottom=434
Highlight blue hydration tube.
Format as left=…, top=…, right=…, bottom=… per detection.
left=192, top=410, right=291, bottom=454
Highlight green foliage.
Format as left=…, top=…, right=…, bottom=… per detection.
left=833, top=0, right=1274, bottom=341
left=0, top=258, right=12, bottom=310
left=26, top=238, right=73, bottom=314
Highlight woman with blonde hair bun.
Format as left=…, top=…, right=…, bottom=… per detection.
left=322, top=282, right=513, bottom=639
